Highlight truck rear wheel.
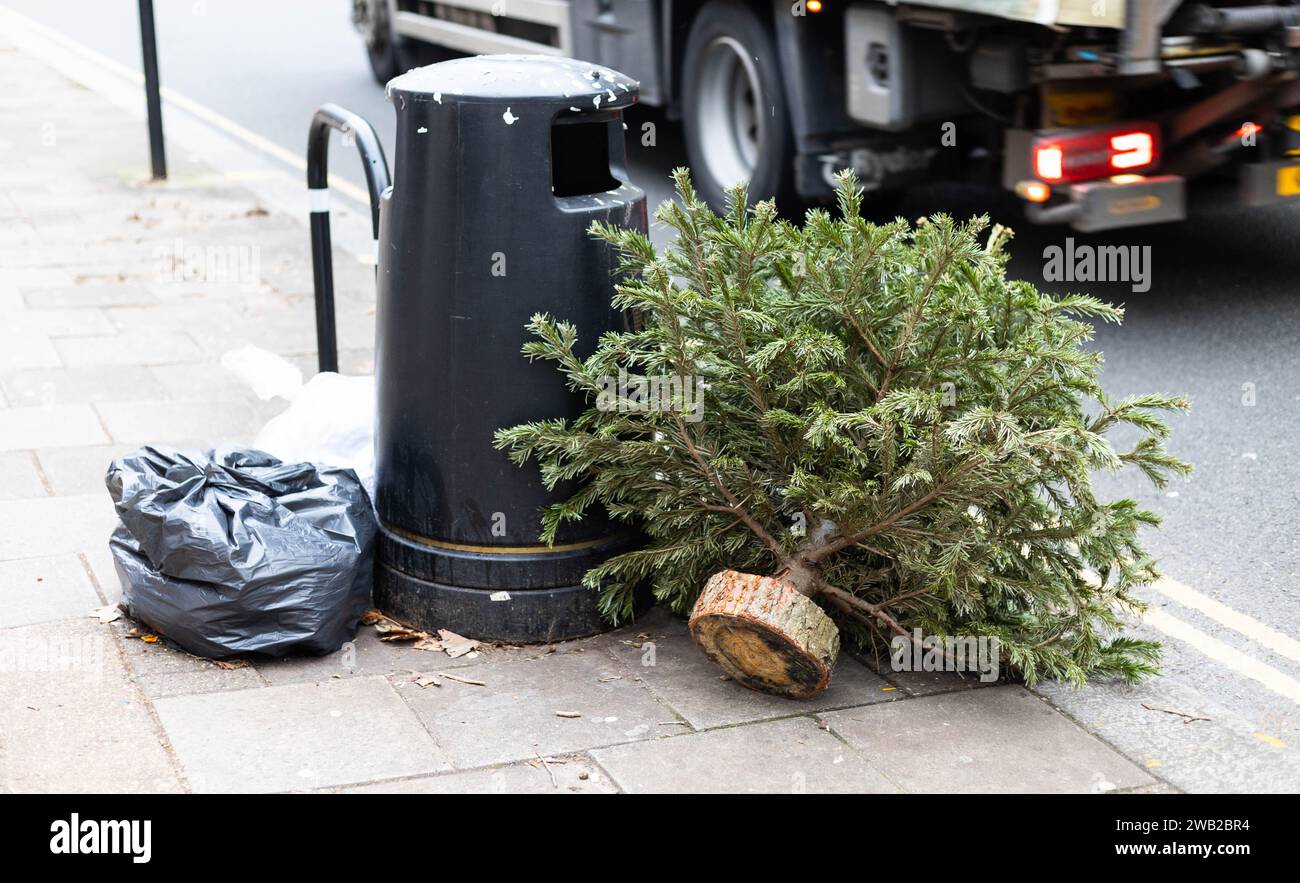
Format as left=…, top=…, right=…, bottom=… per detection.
left=682, top=0, right=797, bottom=212
left=356, top=0, right=458, bottom=84
left=356, top=0, right=402, bottom=84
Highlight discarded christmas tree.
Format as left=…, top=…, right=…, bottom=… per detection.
left=496, top=169, right=1189, bottom=697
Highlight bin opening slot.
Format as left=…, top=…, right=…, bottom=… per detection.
left=552, top=118, right=619, bottom=197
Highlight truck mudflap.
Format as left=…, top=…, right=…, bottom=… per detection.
left=1026, top=175, right=1187, bottom=232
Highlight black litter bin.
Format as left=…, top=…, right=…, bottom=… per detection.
left=345, top=55, right=648, bottom=642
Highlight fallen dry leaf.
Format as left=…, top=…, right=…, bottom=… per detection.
left=380, top=626, right=428, bottom=642
left=414, top=673, right=442, bottom=688
left=211, top=659, right=248, bottom=671
left=140, top=634, right=160, bottom=644
left=438, top=629, right=481, bottom=658
left=413, top=637, right=445, bottom=652
left=90, top=605, right=122, bottom=625
left=365, top=611, right=429, bottom=642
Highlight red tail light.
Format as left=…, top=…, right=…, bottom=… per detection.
left=1032, top=122, right=1161, bottom=183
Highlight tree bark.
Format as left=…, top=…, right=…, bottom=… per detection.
left=689, top=569, right=840, bottom=698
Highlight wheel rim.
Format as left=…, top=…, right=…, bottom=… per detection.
left=695, top=36, right=764, bottom=190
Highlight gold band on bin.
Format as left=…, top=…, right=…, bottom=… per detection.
left=386, top=524, right=625, bottom=556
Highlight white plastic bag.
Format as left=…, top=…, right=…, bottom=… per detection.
left=223, top=346, right=376, bottom=495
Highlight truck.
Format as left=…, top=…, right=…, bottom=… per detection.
left=350, top=1, right=1300, bottom=231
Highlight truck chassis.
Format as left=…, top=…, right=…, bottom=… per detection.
left=352, top=0, right=1300, bottom=230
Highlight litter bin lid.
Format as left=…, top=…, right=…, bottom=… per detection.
left=386, top=54, right=638, bottom=109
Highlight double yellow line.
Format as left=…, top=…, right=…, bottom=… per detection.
left=1142, top=577, right=1300, bottom=707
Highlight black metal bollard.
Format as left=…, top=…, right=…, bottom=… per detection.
left=136, top=0, right=166, bottom=180
left=367, top=56, right=648, bottom=642
left=306, top=105, right=392, bottom=373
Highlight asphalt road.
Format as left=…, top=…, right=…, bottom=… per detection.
left=9, top=0, right=1300, bottom=791
left=0, top=0, right=682, bottom=216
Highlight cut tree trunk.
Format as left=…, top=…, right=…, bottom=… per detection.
left=689, top=569, right=840, bottom=698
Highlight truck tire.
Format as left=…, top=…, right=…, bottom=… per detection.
left=681, top=0, right=797, bottom=212
left=356, top=0, right=402, bottom=84
left=357, top=1, right=458, bottom=84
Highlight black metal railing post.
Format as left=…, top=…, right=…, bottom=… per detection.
left=137, top=0, right=166, bottom=180
left=306, top=104, right=391, bottom=373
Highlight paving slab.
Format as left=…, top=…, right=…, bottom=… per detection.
left=133, top=666, right=266, bottom=700
left=7, top=244, right=159, bottom=272
left=397, top=644, right=674, bottom=769
left=0, top=297, right=17, bottom=324
left=0, top=493, right=118, bottom=561
left=0, top=403, right=109, bottom=450
left=254, top=625, right=499, bottom=687
left=104, top=300, right=268, bottom=335
left=183, top=319, right=322, bottom=359
left=0, top=617, right=182, bottom=793
left=819, top=685, right=1157, bottom=793
left=34, top=443, right=135, bottom=496
left=20, top=283, right=158, bottom=309
left=146, top=361, right=269, bottom=402
left=114, top=628, right=239, bottom=677
left=107, top=619, right=262, bottom=686
left=153, top=676, right=451, bottom=793
left=2, top=365, right=165, bottom=407
left=82, top=543, right=120, bottom=599
left=879, top=666, right=1003, bottom=697
left=592, top=715, right=900, bottom=794
left=6, top=307, right=114, bottom=337
left=606, top=623, right=895, bottom=729
left=0, top=329, right=59, bottom=371
left=0, top=450, right=47, bottom=499
left=341, top=754, right=617, bottom=794
left=2, top=267, right=75, bottom=289
left=94, top=399, right=260, bottom=446
left=0, top=553, right=101, bottom=628
left=53, top=329, right=204, bottom=367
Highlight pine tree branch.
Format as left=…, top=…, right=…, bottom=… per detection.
left=877, top=244, right=959, bottom=399
left=804, top=460, right=980, bottom=564
left=822, top=240, right=890, bottom=376
left=677, top=417, right=785, bottom=563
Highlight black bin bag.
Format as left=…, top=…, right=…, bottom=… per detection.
left=106, top=446, right=376, bottom=658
